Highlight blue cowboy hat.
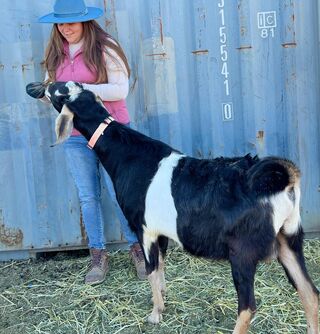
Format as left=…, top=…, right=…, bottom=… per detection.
left=38, top=0, right=103, bottom=23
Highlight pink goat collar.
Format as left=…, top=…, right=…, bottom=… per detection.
left=87, top=116, right=114, bottom=149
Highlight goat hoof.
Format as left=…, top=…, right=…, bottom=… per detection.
left=148, top=312, right=163, bottom=324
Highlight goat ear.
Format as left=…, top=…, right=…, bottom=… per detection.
left=53, top=104, right=74, bottom=146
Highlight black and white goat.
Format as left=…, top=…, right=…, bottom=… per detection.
left=26, top=81, right=319, bottom=334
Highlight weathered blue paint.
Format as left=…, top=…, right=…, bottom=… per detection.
left=0, top=0, right=319, bottom=260
left=112, top=0, right=320, bottom=233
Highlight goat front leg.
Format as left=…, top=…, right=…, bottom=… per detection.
left=230, top=256, right=257, bottom=334
left=158, top=235, right=168, bottom=297
left=149, top=257, right=166, bottom=304
left=148, top=268, right=165, bottom=324
left=277, top=231, right=319, bottom=334
left=143, top=238, right=166, bottom=324
left=158, top=254, right=166, bottom=297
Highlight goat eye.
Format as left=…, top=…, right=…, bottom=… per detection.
left=59, top=86, right=69, bottom=95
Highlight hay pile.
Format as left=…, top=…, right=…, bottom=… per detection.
left=0, top=240, right=319, bottom=334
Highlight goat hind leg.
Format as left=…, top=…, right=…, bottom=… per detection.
left=277, top=231, right=319, bottom=334
left=230, top=257, right=257, bottom=334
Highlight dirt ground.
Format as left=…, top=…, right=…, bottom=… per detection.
left=0, top=241, right=319, bottom=334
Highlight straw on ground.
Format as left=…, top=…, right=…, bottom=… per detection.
left=0, top=239, right=319, bottom=334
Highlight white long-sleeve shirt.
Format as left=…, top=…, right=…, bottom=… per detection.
left=45, top=38, right=129, bottom=101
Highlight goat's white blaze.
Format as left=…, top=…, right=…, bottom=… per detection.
left=66, top=81, right=82, bottom=101
left=144, top=152, right=184, bottom=258
left=269, top=185, right=301, bottom=235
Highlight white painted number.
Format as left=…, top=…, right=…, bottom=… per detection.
left=218, top=0, right=224, bottom=8
left=219, top=26, right=227, bottom=43
left=222, top=103, right=233, bottom=121
left=218, top=0, right=231, bottom=108
left=257, top=11, right=277, bottom=39
left=223, top=80, right=230, bottom=96
left=219, top=9, right=225, bottom=26
left=220, top=44, right=228, bottom=62
left=221, top=62, right=229, bottom=78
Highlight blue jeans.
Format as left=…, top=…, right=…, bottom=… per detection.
left=63, top=135, right=138, bottom=249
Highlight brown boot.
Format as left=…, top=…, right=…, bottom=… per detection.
left=85, top=248, right=109, bottom=285
left=129, top=243, right=148, bottom=280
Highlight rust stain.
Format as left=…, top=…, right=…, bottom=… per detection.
left=130, top=76, right=137, bottom=93
left=191, top=49, right=209, bottom=55
left=105, top=19, right=112, bottom=28
left=257, top=130, right=264, bottom=141
left=0, top=224, right=23, bottom=246
left=237, top=45, right=252, bottom=50
left=145, top=52, right=167, bottom=57
left=282, top=42, right=297, bottom=48
left=159, top=18, right=164, bottom=45
left=22, top=64, right=32, bottom=71
left=256, top=130, right=265, bottom=152
left=0, top=64, right=4, bottom=70
left=240, top=26, right=247, bottom=37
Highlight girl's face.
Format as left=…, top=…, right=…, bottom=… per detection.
left=57, top=22, right=84, bottom=44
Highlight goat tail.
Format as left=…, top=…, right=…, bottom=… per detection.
left=247, top=157, right=300, bottom=197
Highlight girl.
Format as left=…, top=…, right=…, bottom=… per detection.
left=38, top=0, right=146, bottom=285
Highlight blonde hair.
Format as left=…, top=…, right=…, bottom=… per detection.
left=43, top=20, right=130, bottom=83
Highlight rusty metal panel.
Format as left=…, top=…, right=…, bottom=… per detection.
left=0, top=0, right=320, bottom=260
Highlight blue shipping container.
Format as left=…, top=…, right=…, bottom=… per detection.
left=0, top=0, right=319, bottom=260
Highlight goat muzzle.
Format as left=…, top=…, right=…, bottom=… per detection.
left=26, top=81, right=47, bottom=99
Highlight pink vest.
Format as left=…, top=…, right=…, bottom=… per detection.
left=56, top=45, right=130, bottom=136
